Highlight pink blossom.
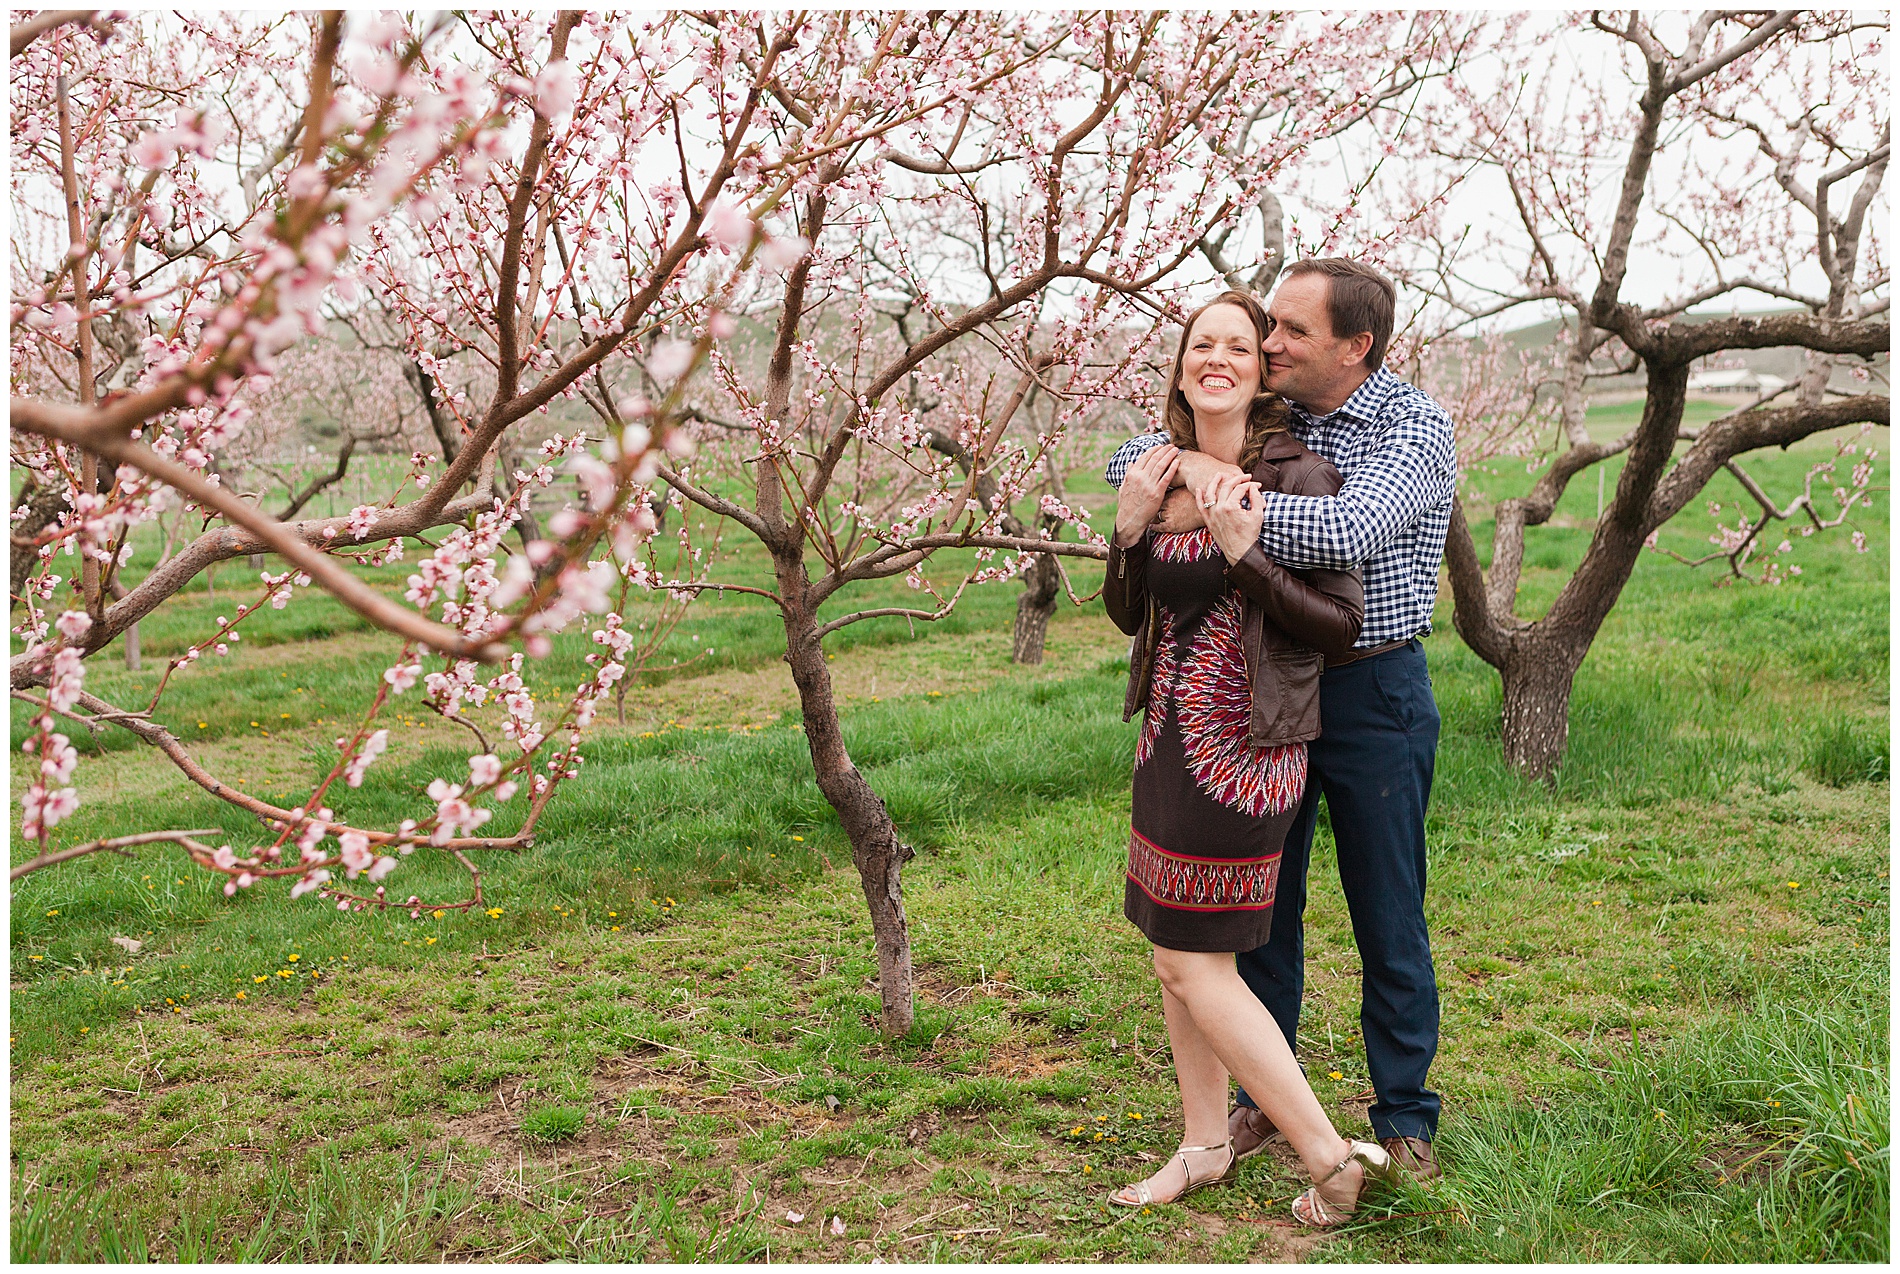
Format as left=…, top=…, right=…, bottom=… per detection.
left=646, top=339, right=694, bottom=385
left=384, top=662, right=422, bottom=693
left=468, top=753, right=502, bottom=786
left=533, top=60, right=577, bottom=120
left=339, top=829, right=374, bottom=874
left=55, top=610, right=92, bottom=640
left=704, top=201, right=754, bottom=250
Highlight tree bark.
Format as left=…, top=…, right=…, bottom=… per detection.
left=1497, top=641, right=1584, bottom=780
left=776, top=557, right=916, bottom=1037
left=1012, top=548, right=1060, bottom=664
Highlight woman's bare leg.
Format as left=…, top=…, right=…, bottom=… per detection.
left=1152, top=947, right=1357, bottom=1191
left=1161, top=983, right=1232, bottom=1150
left=1111, top=980, right=1239, bottom=1202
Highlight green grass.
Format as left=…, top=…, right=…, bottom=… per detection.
left=9, top=407, right=1888, bottom=1261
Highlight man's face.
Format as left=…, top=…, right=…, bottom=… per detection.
left=1262, top=273, right=1369, bottom=408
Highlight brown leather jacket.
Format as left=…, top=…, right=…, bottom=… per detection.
left=1103, top=431, right=1365, bottom=749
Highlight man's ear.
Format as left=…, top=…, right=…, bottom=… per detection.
left=1341, top=331, right=1374, bottom=367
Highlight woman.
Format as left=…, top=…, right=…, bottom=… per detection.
left=1102, top=290, right=1395, bottom=1226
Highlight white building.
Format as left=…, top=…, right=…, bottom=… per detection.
left=1687, top=368, right=1789, bottom=394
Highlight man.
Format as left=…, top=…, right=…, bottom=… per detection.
left=1104, top=258, right=1455, bottom=1180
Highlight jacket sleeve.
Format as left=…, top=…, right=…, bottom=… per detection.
left=1102, top=535, right=1148, bottom=637
left=1224, top=456, right=1364, bottom=659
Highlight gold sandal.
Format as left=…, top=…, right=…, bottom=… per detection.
left=1291, top=1139, right=1397, bottom=1227
left=1108, top=1139, right=1238, bottom=1208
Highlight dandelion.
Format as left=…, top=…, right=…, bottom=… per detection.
left=433, top=909, right=445, bottom=919
left=254, top=975, right=268, bottom=983
left=426, top=937, right=436, bottom=945
left=1786, top=881, right=1801, bottom=890
left=1328, top=1071, right=1344, bottom=1080
left=486, top=907, right=504, bottom=918
left=45, top=910, right=57, bottom=917
left=236, top=991, right=246, bottom=1000
left=1591, top=899, right=1603, bottom=906
left=1127, top=1112, right=1142, bottom=1120
left=791, top=835, right=804, bottom=842
left=287, top=954, right=300, bottom=962
left=79, top=1026, right=89, bottom=1033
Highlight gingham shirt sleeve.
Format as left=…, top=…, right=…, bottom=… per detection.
left=1256, top=399, right=1457, bottom=571
left=1104, top=431, right=1167, bottom=489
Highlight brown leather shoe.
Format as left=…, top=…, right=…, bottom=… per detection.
left=1228, top=1104, right=1286, bottom=1160
left=1380, top=1135, right=1441, bottom=1181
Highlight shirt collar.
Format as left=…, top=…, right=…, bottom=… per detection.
left=1292, top=365, right=1396, bottom=428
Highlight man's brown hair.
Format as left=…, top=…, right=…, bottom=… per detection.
left=1280, top=258, right=1396, bottom=369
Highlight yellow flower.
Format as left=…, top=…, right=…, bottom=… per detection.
left=79, top=1026, right=89, bottom=1033
left=29, top=955, right=42, bottom=961
left=197, top=722, right=207, bottom=729
left=1328, top=1071, right=1344, bottom=1080
left=1786, top=881, right=1801, bottom=890
left=425, top=937, right=436, bottom=945
left=611, top=926, right=621, bottom=932
left=280, top=713, right=290, bottom=719
left=1591, top=900, right=1603, bottom=906
left=432, top=909, right=445, bottom=919
left=486, top=908, right=504, bottom=918
left=1127, top=1112, right=1141, bottom=1120
left=44, top=909, right=57, bottom=917
left=235, top=991, right=246, bottom=1000
left=1082, top=1165, right=1092, bottom=1174
left=287, top=954, right=300, bottom=962
left=254, top=975, right=268, bottom=983
left=791, top=835, right=805, bottom=842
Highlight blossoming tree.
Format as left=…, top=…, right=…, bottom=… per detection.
left=13, top=9, right=1479, bottom=1036
left=1383, top=10, right=1888, bottom=778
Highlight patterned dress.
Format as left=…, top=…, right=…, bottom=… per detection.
left=1125, top=528, right=1308, bottom=952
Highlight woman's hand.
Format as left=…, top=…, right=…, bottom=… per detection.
left=1204, top=471, right=1266, bottom=565
left=1113, top=443, right=1180, bottom=547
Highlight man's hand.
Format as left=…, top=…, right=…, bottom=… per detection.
left=1175, top=449, right=1245, bottom=497
left=1151, top=486, right=1206, bottom=534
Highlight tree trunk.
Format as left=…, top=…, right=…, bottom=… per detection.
left=123, top=620, right=140, bottom=671
left=779, top=581, right=916, bottom=1037
left=1497, top=642, right=1584, bottom=781
left=1011, top=550, right=1060, bottom=664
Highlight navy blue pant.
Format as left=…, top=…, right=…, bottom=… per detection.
left=1234, top=640, right=1442, bottom=1142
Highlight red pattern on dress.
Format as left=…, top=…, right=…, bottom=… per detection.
left=1126, top=827, right=1281, bottom=910
left=1135, top=604, right=1178, bottom=769
left=1174, top=595, right=1308, bottom=817
left=1149, top=527, right=1219, bottom=563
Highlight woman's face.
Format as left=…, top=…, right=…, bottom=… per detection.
left=1177, top=303, right=1263, bottom=422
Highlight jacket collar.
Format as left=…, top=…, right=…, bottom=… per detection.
left=1257, top=430, right=1306, bottom=461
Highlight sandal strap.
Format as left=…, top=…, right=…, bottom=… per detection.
left=1177, top=1139, right=1234, bottom=1189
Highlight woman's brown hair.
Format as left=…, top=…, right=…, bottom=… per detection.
left=1162, top=289, right=1290, bottom=470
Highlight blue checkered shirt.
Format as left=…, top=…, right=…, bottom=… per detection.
left=1104, top=366, right=1456, bottom=648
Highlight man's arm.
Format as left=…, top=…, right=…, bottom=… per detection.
left=1256, top=410, right=1457, bottom=571
left=1104, top=432, right=1167, bottom=489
